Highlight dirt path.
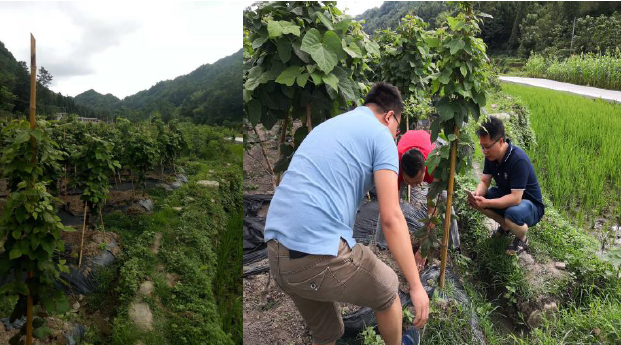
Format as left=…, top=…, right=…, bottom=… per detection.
left=499, top=76, right=621, bottom=103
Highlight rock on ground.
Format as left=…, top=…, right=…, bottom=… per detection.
left=129, top=302, right=154, bottom=331
left=197, top=180, right=219, bottom=188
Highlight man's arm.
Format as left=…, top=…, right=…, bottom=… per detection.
left=478, top=189, right=524, bottom=209
left=374, top=169, right=429, bottom=328
left=474, top=174, right=492, bottom=196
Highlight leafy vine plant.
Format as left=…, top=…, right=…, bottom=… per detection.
left=419, top=2, right=491, bottom=262
left=0, top=120, right=74, bottom=344
left=243, top=1, right=379, bottom=174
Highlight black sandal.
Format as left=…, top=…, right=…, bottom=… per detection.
left=493, top=226, right=511, bottom=238
left=506, top=237, right=529, bottom=255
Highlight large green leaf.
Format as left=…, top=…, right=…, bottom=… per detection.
left=310, top=72, right=323, bottom=85
left=280, top=21, right=301, bottom=36
left=252, top=35, right=268, bottom=49
left=243, top=66, right=264, bottom=91
left=342, top=39, right=362, bottom=58
left=323, top=31, right=346, bottom=60
left=296, top=73, right=310, bottom=88
left=247, top=99, right=262, bottom=126
left=9, top=248, right=21, bottom=260
left=322, top=73, right=339, bottom=92
left=300, top=28, right=338, bottom=73
left=365, top=40, right=380, bottom=56
left=316, top=12, right=334, bottom=30
left=268, top=20, right=300, bottom=38
left=276, top=38, right=292, bottom=63
left=436, top=98, right=454, bottom=121
left=292, top=40, right=311, bottom=63
left=448, top=39, right=465, bottom=55
left=275, top=66, right=302, bottom=87
left=332, top=67, right=356, bottom=101
left=262, top=110, right=278, bottom=130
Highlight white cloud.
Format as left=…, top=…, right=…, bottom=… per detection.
left=0, top=1, right=243, bottom=98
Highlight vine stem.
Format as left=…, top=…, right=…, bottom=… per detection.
left=275, top=114, right=290, bottom=186
left=252, top=125, right=276, bottom=190
left=439, top=127, right=459, bottom=288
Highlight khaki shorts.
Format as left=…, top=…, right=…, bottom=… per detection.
left=267, top=239, right=399, bottom=344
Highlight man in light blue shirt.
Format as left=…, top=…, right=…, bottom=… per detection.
left=265, top=83, right=429, bottom=345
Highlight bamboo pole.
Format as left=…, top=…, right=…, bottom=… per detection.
left=26, top=33, right=37, bottom=345
left=406, top=115, right=410, bottom=202
left=439, top=128, right=459, bottom=288
left=100, top=203, right=105, bottom=235
left=275, top=115, right=290, bottom=186
left=79, top=202, right=88, bottom=268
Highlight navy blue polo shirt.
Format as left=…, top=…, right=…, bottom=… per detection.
left=483, top=139, right=545, bottom=212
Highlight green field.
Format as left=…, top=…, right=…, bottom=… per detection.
left=501, top=83, right=621, bottom=226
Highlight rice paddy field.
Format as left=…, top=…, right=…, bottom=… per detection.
left=501, top=83, right=621, bottom=227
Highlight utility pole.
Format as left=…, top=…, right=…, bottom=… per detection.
left=570, top=17, right=576, bottom=55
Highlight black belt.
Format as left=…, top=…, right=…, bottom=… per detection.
left=289, top=249, right=310, bottom=259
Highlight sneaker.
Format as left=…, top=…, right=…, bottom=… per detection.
left=492, top=226, right=511, bottom=238
left=401, top=326, right=420, bottom=345
left=505, top=237, right=529, bottom=255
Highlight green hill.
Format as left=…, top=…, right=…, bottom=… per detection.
left=1, top=40, right=241, bottom=127
left=75, top=49, right=242, bottom=126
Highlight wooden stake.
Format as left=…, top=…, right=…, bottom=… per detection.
left=406, top=115, right=410, bottom=203
left=26, top=271, right=33, bottom=345
left=275, top=115, right=290, bottom=186
left=439, top=128, right=459, bottom=288
left=100, top=203, right=105, bottom=235
left=26, top=33, right=36, bottom=345
left=79, top=202, right=88, bottom=268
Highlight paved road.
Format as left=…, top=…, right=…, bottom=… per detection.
left=499, top=76, right=621, bottom=103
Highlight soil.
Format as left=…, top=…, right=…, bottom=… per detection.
left=61, top=226, right=120, bottom=259
left=0, top=179, right=7, bottom=197
left=243, top=271, right=312, bottom=345
left=0, top=316, right=80, bottom=345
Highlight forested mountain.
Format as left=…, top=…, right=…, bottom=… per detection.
left=1, top=41, right=241, bottom=127
left=121, top=49, right=242, bottom=126
left=357, top=1, right=621, bottom=57
left=73, top=49, right=242, bottom=126
left=0, top=41, right=97, bottom=118
left=73, top=89, right=121, bottom=117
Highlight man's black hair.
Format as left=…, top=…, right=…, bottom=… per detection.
left=401, top=148, right=425, bottom=178
left=476, top=116, right=505, bottom=141
left=363, top=82, right=404, bottom=115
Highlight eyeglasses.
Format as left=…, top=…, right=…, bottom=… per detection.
left=481, top=137, right=500, bottom=152
left=387, top=112, right=400, bottom=134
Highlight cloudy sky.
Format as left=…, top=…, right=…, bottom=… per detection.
left=0, top=2, right=243, bottom=99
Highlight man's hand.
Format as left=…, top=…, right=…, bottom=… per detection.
left=470, top=195, right=487, bottom=210
left=409, top=285, right=429, bottom=328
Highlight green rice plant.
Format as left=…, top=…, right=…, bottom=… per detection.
left=524, top=50, right=621, bottom=91
left=502, top=83, right=621, bottom=228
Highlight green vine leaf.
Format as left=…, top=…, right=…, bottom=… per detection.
left=301, top=28, right=339, bottom=73
left=275, top=66, right=302, bottom=86
left=322, top=73, right=339, bottom=92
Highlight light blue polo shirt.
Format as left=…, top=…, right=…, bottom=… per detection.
left=264, top=106, right=399, bottom=256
